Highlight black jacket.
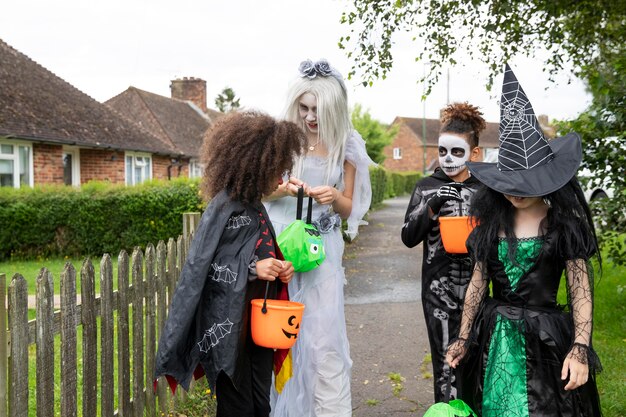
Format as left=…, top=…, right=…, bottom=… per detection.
left=154, top=190, right=278, bottom=391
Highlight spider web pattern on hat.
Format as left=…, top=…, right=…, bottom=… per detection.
left=498, top=64, right=554, bottom=171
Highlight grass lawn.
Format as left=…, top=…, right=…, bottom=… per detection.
left=0, top=255, right=119, bottom=295
left=590, top=260, right=626, bottom=416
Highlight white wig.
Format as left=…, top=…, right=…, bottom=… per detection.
left=282, top=71, right=352, bottom=185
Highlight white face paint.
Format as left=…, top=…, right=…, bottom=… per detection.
left=438, top=134, right=471, bottom=178
left=298, top=93, right=318, bottom=134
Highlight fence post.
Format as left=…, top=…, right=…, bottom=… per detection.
left=117, top=251, right=132, bottom=416
left=145, top=244, right=157, bottom=417
left=132, top=248, right=145, bottom=416
left=9, top=274, right=29, bottom=417
left=100, top=255, right=115, bottom=417
left=81, top=259, right=97, bottom=417
left=60, top=263, right=78, bottom=417
left=0, top=273, right=6, bottom=417
left=182, top=212, right=201, bottom=242
left=36, top=268, right=55, bottom=417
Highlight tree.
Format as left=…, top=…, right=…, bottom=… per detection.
left=339, top=1, right=624, bottom=93
left=340, top=0, right=626, bottom=263
left=351, top=104, right=398, bottom=164
left=214, top=87, right=240, bottom=113
left=558, top=50, right=626, bottom=264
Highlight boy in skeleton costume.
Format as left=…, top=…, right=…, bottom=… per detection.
left=154, top=111, right=306, bottom=417
left=401, top=103, right=486, bottom=402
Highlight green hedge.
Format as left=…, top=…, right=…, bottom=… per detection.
left=369, top=165, right=388, bottom=206
left=369, top=166, right=421, bottom=206
left=0, top=178, right=204, bottom=260
left=1, top=169, right=422, bottom=260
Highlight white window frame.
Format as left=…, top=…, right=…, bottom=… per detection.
left=0, top=138, right=34, bottom=188
left=393, top=147, right=402, bottom=160
left=125, top=152, right=153, bottom=185
left=189, top=159, right=204, bottom=179
left=62, top=146, right=81, bottom=186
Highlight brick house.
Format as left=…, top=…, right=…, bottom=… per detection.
left=0, top=38, right=220, bottom=188
left=105, top=78, right=222, bottom=179
left=383, top=112, right=557, bottom=174
left=382, top=116, right=500, bottom=173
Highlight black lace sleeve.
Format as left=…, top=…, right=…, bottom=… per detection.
left=564, top=258, right=602, bottom=371
left=447, top=262, right=489, bottom=362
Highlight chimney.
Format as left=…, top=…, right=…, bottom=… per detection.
left=170, top=77, right=207, bottom=113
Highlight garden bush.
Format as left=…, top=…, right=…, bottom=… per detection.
left=0, top=178, right=204, bottom=260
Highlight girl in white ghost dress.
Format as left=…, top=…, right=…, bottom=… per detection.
left=264, top=59, right=373, bottom=417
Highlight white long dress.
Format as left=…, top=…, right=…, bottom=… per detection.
left=265, top=132, right=373, bottom=417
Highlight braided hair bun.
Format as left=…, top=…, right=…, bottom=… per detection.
left=440, top=102, right=486, bottom=147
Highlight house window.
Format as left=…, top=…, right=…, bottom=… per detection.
left=0, top=140, right=33, bottom=188
left=125, top=153, right=152, bottom=185
left=393, top=147, right=402, bottom=160
left=189, top=159, right=204, bottom=178
left=62, top=147, right=81, bottom=186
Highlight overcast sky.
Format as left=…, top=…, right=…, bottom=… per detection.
left=1, top=0, right=591, bottom=125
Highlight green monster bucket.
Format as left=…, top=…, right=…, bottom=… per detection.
left=423, top=377, right=477, bottom=417
left=277, top=187, right=325, bottom=272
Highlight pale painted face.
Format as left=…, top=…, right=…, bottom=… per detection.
left=503, top=195, right=543, bottom=209
left=438, top=133, right=471, bottom=177
left=298, top=93, right=318, bottom=134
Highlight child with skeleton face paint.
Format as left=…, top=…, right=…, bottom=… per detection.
left=401, top=102, right=486, bottom=402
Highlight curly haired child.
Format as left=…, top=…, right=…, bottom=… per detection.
left=155, top=110, right=307, bottom=417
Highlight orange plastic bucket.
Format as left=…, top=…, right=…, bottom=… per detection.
left=439, top=216, right=477, bottom=254
left=250, top=299, right=305, bottom=349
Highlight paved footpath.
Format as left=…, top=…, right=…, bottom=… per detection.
left=344, top=195, right=434, bottom=416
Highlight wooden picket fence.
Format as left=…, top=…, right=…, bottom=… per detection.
left=0, top=213, right=201, bottom=417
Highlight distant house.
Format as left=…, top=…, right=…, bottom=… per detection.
left=105, top=78, right=223, bottom=179
left=0, top=38, right=222, bottom=188
left=383, top=113, right=557, bottom=174
left=382, top=116, right=499, bottom=173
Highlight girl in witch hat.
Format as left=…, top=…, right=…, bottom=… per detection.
left=402, top=102, right=486, bottom=402
left=445, top=64, right=602, bottom=417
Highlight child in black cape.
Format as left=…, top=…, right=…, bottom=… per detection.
left=445, top=65, right=602, bottom=417
left=154, top=111, right=306, bottom=417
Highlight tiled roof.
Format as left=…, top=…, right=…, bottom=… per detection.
left=106, top=87, right=215, bottom=158
left=393, top=116, right=500, bottom=148
left=0, top=38, right=177, bottom=155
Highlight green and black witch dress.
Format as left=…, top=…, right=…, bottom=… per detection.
left=459, top=230, right=602, bottom=417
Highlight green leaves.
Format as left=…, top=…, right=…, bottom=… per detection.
left=214, top=86, right=241, bottom=113
left=0, top=178, right=204, bottom=260
left=351, top=104, right=398, bottom=164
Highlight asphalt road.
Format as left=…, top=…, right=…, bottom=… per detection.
left=344, top=195, right=435, bottom=416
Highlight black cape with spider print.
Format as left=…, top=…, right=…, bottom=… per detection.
left=154, top=189, right=280, bottom=393
left=401, top=168, right=481, bottom=402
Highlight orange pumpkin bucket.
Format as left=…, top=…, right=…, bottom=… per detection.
left=438, top=216, right=477, bottom=254
left=251, top=298, right=305, bottom=349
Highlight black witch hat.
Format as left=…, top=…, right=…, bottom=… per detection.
left=466, top=64, right=582, bottom=197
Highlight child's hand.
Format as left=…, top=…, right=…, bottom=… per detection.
left=445, top=338, right=467, bottom=369
left=306, top=185, right=338, bottom=205
left=285, top=177, right=306, bottom=197
left=255, top=258, right=285, bottom=281
left=561, top=349, right=589, bottom=390
left=278, top=261, right=294, bottom=284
